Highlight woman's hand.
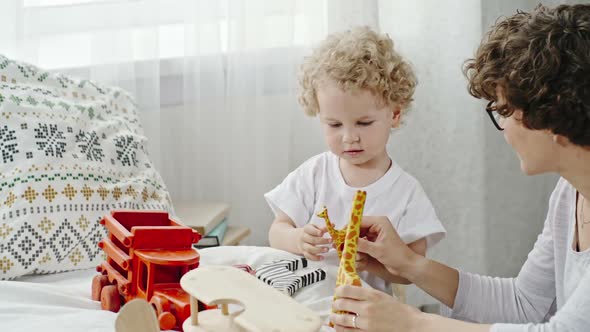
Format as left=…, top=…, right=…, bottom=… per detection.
left=330, top=285, right=421, bottom=332
left=357, top=216, right=418, bottom=277
left=296, top=223, right=332, bottom=261
left=354, top=252, right=375, bottom=272
left=355, top=232, right=376, bottom=272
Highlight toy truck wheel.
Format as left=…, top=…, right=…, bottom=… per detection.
left=157, top=311, right=176, bottom=331
left=151, top=297, right=176, bottom=330
left=101, top=285, right=121, bottom=313
left=91, top=275, right=109, bottom=301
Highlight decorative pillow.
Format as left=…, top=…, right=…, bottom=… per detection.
left=0, top=55, right=173, bottom=279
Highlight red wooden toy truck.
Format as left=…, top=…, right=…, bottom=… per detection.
left=91, top=210, right=202, bottom=331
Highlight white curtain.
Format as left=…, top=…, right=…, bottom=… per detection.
left=1, top=0, right=568, bottom=306
left=0, top=0, right=380, bottom=245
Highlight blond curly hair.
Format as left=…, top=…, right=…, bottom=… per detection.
left=298, top=26, right=416, bottom=116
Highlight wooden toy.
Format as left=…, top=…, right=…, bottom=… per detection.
left=255, top=257, right=326, bottom=296
left=180, top=265, right=322, bottom=332
left=115, top=299, right=160, bottom=332
left=92, top=210, right=203, bottom=331
left=317, top=190, right=367, bottom=327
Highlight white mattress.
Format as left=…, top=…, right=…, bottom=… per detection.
left=0, top=246, right=364, bottom=332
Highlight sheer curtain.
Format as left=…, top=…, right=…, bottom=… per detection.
left=0, top=0, right=380, bottom=245
left=0, top=0, right=566, bottom=306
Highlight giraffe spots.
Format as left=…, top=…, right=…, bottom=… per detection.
left=317, top=207, right=328, bottom=218
left=343, top=261, right=355, bottom=273
left=325, top=190, right=369, bottom=295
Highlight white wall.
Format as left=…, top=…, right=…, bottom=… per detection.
left=480, top=0, right=560, bottom=279
left=377, top=0, right=562, bottom=306
left=378, top=0, right=488, bottom=306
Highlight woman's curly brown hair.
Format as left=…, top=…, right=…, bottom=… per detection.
left=464, top=4, right=590, bottom=147
left=298, top=26, right=416, bottom=116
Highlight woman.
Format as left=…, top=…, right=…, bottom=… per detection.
left=330, top=4, right=590, bottom=332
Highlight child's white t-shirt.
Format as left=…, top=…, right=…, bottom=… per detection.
left=264, top=151, right=446, bottom=292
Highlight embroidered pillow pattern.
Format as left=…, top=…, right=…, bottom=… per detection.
left=0, top=55, right=173, bottom=279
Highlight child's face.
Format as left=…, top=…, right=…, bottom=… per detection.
left=317, top=81, right=398, bottom=168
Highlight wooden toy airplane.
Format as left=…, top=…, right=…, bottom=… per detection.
left=180, top=265, right=321, bottom=332
left=115, top=265, right=321, bottom=332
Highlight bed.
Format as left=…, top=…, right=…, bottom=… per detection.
left=0, top=245, right=368, bottom=332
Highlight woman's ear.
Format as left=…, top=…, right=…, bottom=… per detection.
left=392, top=106, right=402, bottom=128
left=552, top=133, right=571, bottom=147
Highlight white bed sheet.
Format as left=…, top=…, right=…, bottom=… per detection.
left=0, top=246, right=367, bottom=332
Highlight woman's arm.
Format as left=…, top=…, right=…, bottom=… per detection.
left=357, top=216, right=460, bottom=307
left=359, top=216, right=557, bottom=323
left=419, top=314, right=491, bottom=332
left=401, top=252, right=460, bottom=307
left=331, top=285, right=491, bottom=332
left=364, top=238, right=427, bottom=285
left=333, top=264, right=590, bottom=332
left=403, top=224, right=557, bottom=323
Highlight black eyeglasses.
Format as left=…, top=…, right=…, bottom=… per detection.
left=486, top=101, right=504, bottom=131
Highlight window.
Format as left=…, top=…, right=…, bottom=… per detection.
left=20, top=0, right=316, bottom=70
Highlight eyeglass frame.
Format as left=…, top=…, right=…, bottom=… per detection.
left=486, top=100, right=504, bottom=131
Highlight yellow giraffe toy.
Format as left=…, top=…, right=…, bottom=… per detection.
left=317, top=190, right=367, bottom=327
left=316, top=207, right=346, bottom=259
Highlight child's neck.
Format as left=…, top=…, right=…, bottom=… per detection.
left=339, top=155, right=392, bottom=188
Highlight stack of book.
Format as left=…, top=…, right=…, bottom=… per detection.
left=174, top=202, right=230, bottom=248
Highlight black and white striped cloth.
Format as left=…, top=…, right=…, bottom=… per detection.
left=255, top=258, right=326, bottom=296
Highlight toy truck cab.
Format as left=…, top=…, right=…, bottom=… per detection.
left=133, top=246, right=200, bottom=329
left=92, top=210, right=202, bottom=331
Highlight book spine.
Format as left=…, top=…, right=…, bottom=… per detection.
left=193, top=235, right=220, bottom=248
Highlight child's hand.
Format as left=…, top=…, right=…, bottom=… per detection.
left=297, top=224, right=332, bottom=261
